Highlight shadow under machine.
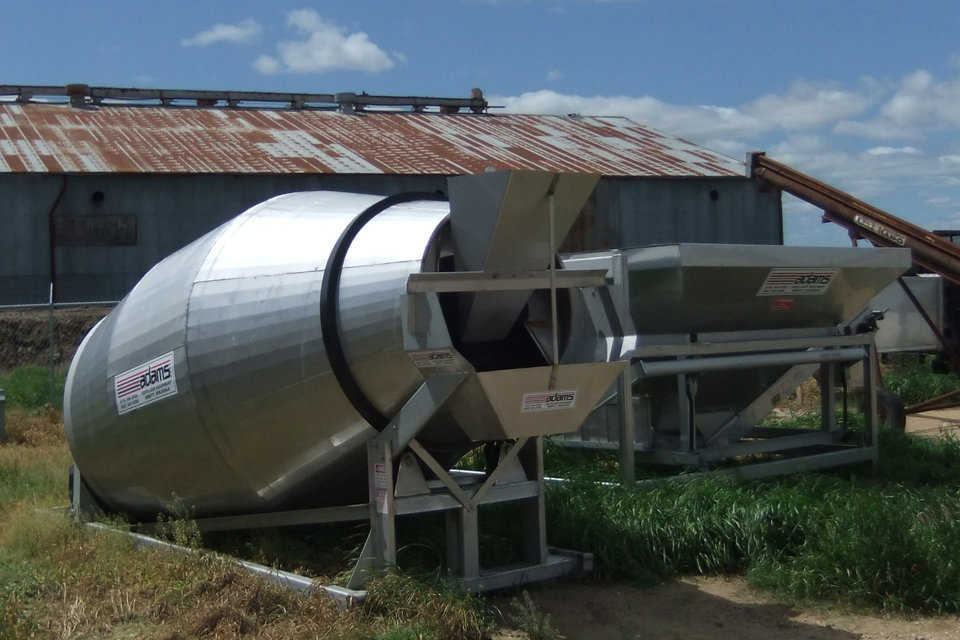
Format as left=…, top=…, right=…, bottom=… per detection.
left=64, top=170, right=909, bottom=592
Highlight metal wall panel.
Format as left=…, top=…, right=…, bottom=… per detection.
left=0, top=174, right=781, bottom=305
left=0, top=173, right=446, bottom=304
left=569, top=177, right=782, bottom=252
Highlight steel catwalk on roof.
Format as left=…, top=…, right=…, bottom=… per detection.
left=0, top=103, right=742, bottom=177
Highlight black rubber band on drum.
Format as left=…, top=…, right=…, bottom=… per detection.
left=320, top=191, right=446, bottom=431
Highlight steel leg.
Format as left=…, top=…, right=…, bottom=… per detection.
left=366, top=439, right=396, bottom=569
left=445, top=511, right=461, bottom=575
left=820, top=362, right=837, bottom=431
left=458, top=507, right=480, bottom=579
left=864, top=341, right=880, bottom=471
left=520, top=437, right=548, bottom=565
left=619, top=371, right=635, bottom=484
left=677, top=373, right=692, bottom=451
left=71, top=465, right=99, bottom=520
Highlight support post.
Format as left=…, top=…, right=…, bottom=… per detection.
left=687, top=375, right=698, bottom=452
left=820, top=361, right=837, bottom=431
left=366, top=439, right=396, bottom=570
left=458, top=507, right=481, bottom=579
left=619, top=370, right=635, bottom=484
left=519, top=437, right=548, bottom=565
left=445, top=511, right=461, bottom=575
left=677, top=373, right=692, bottom=451
left=71, top=465, right=99, bottom=520
left=48, top=283, right=55, bottom=407
left=864, top=341, right=880, bottom=471
left=0, top=388, right=5, bottom=443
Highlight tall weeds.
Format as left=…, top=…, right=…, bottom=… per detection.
left=546, top=431, right=960, bottom=613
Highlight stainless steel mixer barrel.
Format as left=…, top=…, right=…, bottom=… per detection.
left=65, top=191, right=452, bottom=518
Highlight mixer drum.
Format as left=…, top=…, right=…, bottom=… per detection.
left=64, top=191, right=453, bottom=519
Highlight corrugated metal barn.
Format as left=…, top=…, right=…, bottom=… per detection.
left=0, top=86, right=782, bottom=304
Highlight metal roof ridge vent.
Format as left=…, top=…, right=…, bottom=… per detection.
left=66, top=83, right=90, bottom=108
left=335, top=90, right=488, bottom=114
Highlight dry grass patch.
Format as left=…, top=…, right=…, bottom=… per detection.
left=0, top=506, right=497, bottom=639
left=4, top=406, right=65, bottom=447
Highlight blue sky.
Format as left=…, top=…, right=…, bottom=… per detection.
left=5, top=0, right=960, bottom=245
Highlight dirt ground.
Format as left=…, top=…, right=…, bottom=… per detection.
left=0, top=307, right=108, bottom=369
left=506, top=576, right=960, bottom=640
left=906, top=407, right=960, bottom=439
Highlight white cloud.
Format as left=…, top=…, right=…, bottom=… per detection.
left=742, top=80, right=875, bottom=130
left=939, top=155, right=960, bottom=166
left=865, top=146, right=921, bottom=156
left=252, top=55, right=281, bottom=74
left=254, top=10, right=395, bottom=74
left=181, top=19, right=262, bottom=47
left=926, top=196, right=952, bottom=206
left=494, top=80, right=877, bottom=141
left=836, top=69, right=960, bottom=139
left=834, top=119, right=916, bottom=140
left=702, top=138, right=750, bottom=157
left=546, top=69, right=564, bottom=82
left=493, top=90, right=764, bottom=139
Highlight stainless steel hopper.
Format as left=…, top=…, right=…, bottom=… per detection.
left=557, top=242, right=912, bottom=476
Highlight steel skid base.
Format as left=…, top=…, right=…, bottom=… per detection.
left=558, top=333, right=882, bottom=483
left=71, top=375, right=591, bottom=596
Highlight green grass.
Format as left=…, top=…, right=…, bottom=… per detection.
left=4, top=361, right=960, bottom=633
left=546, top=430, right=960, bottom=613
left=0, top=366, right=66, bottom=411
left=0, top=403, right=495, bottom=639
left=883, top=354, right=960, bottom=405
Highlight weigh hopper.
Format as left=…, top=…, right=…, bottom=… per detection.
left=558, top=242, right=911, bottom=468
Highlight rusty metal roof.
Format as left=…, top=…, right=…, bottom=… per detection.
left=0, top=102, right=744, bottom=177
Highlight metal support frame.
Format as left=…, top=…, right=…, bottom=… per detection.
left=73, top=373, right=589, bottom=596
left=324, top=430, right=584, bottom=592
left=407, top=269, right=606, bottom=294
left=85, top=522, right=366, bottom=606
left=642, top=334, right=876, bottom=474
left=705, top=363, right=819, bottom=447
left=71, top=465, right=100, bottom=519
left=896, top=276, right=960, bottom=368
left=564, top=333, right=881, bottom=479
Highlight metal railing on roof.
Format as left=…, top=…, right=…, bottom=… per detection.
left=0, top=84, right=489, bottom=114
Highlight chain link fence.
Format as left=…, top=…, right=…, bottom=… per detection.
left=0, top=301, right=114, bottom=414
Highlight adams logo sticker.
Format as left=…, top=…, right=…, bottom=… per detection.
left=757, top=269, right=837, bottom=296
left=521, top=389, right=577, bottom=412
left=409, top=349, right=458, bottom=369
left=114, top=351, right=178, bottom=415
